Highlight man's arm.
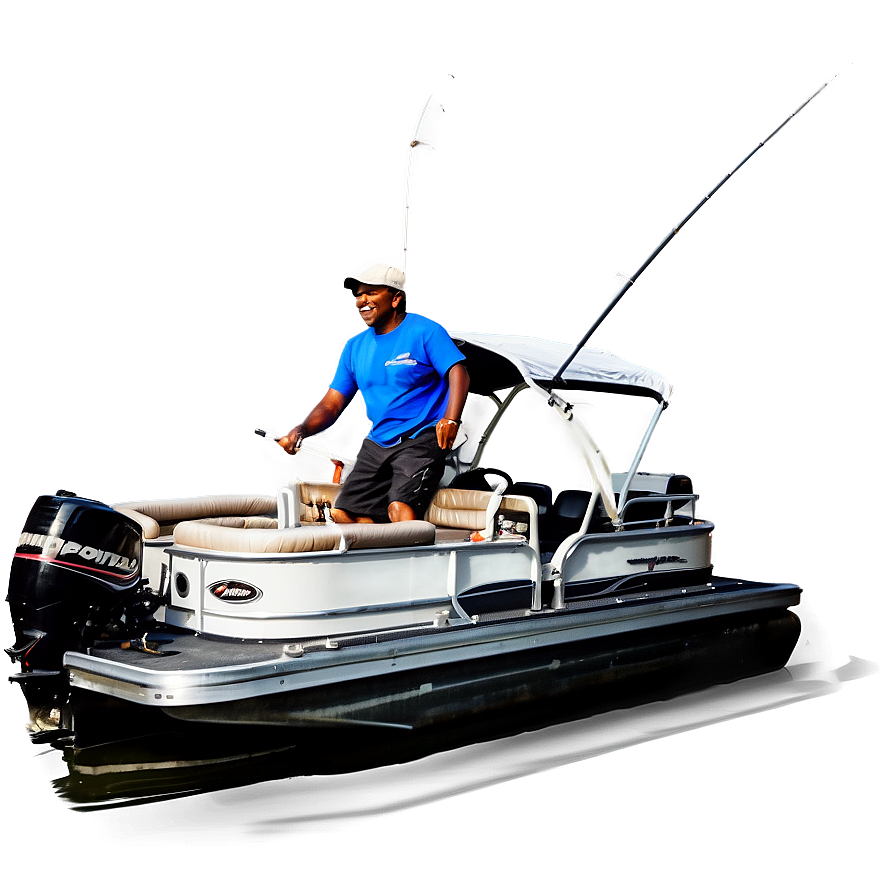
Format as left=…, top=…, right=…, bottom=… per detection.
left=279, top=388, right=349, bottom=455
left=436, top=363, right=470, bottom=450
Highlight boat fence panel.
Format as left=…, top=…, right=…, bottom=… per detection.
left=559, top=525, right=713, bottom=592
left=165, top=539, right=538, bottom=640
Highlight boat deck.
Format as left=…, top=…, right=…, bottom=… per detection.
left=78, top=575, right=800, bottom=677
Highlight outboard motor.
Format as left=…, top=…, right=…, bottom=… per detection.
left=5, top=491, right=152, bottom=735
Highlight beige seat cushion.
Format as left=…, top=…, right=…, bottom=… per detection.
left=294, top=483, right=533, bottom=532
left=424, top=488, right=534, bottom=530
left=114, top=495, right=278, bottom=539
left=191, top=516, right=278, bottom=530
left=173, top=519, right=436, bottom=553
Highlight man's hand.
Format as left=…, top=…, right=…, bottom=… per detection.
left=436, top=418, right=460, bottom=450
left=278, top=426, right=304, bottom=455
left=278, top=391, right=347, bottom=456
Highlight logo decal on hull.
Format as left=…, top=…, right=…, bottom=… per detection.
left=209, top=581, right=262, bottom=603
left=627, top=555, right=688, bottom=572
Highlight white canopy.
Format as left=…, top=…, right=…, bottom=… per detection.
left=451, top=333, right=672, bottom=403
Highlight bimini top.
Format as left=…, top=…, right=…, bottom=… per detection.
left=451, top=333, right=672, bottom=403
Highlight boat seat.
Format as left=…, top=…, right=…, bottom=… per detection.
left=279, top=482, right=539, bottom=547
left=540, top=489, right=591, bottom=555
left=619, top=474, right=695, bottom=525
left=432, top=525, right=477, bottom=543
left=190, top=516, right=278, bottom=529
left=114, top=494, right=278, bottom=539
left=506, top=482, right=552, bottom=524
left=424, top=488, right=532, bottom=530
left=172, top=518, right=436, bottom=553
left=425, top=487, right=540, bottom=553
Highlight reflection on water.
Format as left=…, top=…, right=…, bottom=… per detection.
left=48, top=655, right=875, bottom=815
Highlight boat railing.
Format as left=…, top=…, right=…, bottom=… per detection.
left=616, top=493, right=699, bottom=529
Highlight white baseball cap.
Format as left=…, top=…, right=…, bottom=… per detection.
left=344, top=263, right=406, bottom=294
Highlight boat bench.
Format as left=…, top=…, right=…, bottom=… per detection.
left=113, top=485, right=539, bottom=554
left=425, top=487, right=537, bottom=544
left=114, top=494, right=279, bottom=539
left=286, top=481, right=541, bottom=551
left=112, top=493, right=436, bottom=553
left=171, top=518, right=436, bottom=553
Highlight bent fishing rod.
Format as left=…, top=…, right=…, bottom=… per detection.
left=554, top=77, right=835, bottom=382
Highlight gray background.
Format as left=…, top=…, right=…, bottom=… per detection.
left=0, top=0, right=894, bottom=893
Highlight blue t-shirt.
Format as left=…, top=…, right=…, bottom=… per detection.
left=330, top=313, right=465, bottom=446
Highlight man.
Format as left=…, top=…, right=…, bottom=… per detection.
left=279, top=263, right=469, bottom=524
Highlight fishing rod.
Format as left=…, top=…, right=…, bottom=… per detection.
left=403, top=74, right=454, bottom=272
left=554, top=77, right=835, bottom=382
left=255, top=428, right=352, bottom=482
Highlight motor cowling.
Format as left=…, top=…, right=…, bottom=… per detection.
left=6, top=491, right=146, bottom=731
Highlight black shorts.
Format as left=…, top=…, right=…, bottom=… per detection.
left=334, top=428, right=447, bottom=522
